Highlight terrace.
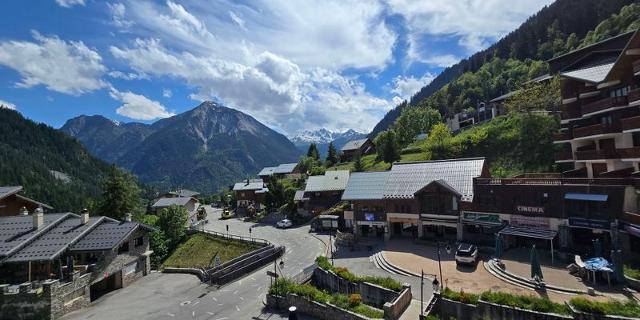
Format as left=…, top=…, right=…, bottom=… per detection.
left=574, top=149, right=619, bottom=161
left=474, top=176, right=639, bottom=187
left=581, top=96, right=628, bottom=116
left=572, top=122, right=621, bottom=139
left=622, top=115, right=640, bottom=132
left=617, top=146, right=640, bottom=159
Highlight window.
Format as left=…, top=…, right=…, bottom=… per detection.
left=452, top=196, right=458, bottom=211
left=610, top=86, right=631, bottom=98
left=118, top=242, right=129, bottom=254
left=600, top=115, right=613, bottom=125
left=633, top=132, right=640, bottom=147
left=135, top=236, right=144, bottom=247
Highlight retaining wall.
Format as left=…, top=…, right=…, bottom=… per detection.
left=267, top=293, right=375, bottom=320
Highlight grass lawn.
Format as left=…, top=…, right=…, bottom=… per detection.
left=162, top=233, right=262, bottom=269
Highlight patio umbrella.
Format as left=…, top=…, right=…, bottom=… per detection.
left=530, top=245, right=544, bottom=280
left=593, top=239, right=602, bottom=258
left=494, top=234, right=503, bottom=260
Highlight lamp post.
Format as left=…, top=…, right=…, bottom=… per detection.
left=436, top=242, right=451, bottom=291
left=420, top=270, right=424, bottom=317
left=249, top=227, right=252, bottom=241
left=329, top=232, right=334, bottom=266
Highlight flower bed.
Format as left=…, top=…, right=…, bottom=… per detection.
left=316, top=256, right=403, bottom=291
left=569, top=297, right=640, bottom=318
left=481, top=291, right=570, bottom=315
left=270, top=278, right=384, bottom=319
left=442, top=287, right=479, bottom=305
left=624, top=265, right=640, bottom=280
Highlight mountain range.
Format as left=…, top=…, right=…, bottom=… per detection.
left=290, top=128, right=367, bottom=158
left=61, top=101, right=301, bottom=194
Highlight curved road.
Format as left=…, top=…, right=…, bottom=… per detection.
left=63, top=208, right=327, bottom=320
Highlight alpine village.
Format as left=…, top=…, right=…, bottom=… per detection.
left=5, top=1, right=640, bottom=320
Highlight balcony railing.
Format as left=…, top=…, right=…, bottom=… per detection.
left=474, top=177, right=640, bottom=186
left=560, top=102, right=581, bottom=120
left=617, top=146, right=640, bottom=159
left=572, top=123, right=621, bottom=138
left=621, top=115, right=640, bottom=131
left=629, top=88, right=640, bottom=104
left=553, top=131, right=572, bottom=141
left=554, top=150, right=573, bottom=161
left=581, top=96, right=628, bottom=115
left=633, top=60, right=640, bottom=75
left=574, top=149, right=619, bottom=160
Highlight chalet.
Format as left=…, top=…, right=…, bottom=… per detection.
left=163, top=189, right=200, bottom=199
left=303, top=170, right=350, bottom=215
left=0, top=186, right=52, bottom=217
left=0, top=209, right=154, bottom=319
left=342, top=158, right=487, bottom=241
left=150, top=197, right=200, bottom=225
left=257, top=163, right=300, bottom=182
left=340, top=138, right=375, bottom=162
left=233, top=179, right=268, bottom=215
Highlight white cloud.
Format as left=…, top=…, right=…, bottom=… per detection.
left=110, top=38, right=390, bottom=133
left=55, top=0, right=85, bottom=8
left=0, top=31, right=107, bottom=95
left=228, top=11, right=246, bottom=30
left=389, top=73, right=436, bottom=102
left=108, top=2, right=133, bottom=30
left=110, top=88, right=175, bottom=120
left=389, top=0, right=554, bottom=55
left=0, top=99, right=16, bottom=110
left=108, top=70, right=147, bottom=80
left=162, top=88, right=172, bottom=98
left=421, top=54, right=460, bottom=68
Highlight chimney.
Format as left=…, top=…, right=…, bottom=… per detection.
left=245, top=178, right=250, bottom=185
left=125, top=213, right=132, bottom=222
left=19, top=206, right=28, bottom=216
left=80, top=208, right=90, bottom=224
left=33, top=207, right=44, bottom=229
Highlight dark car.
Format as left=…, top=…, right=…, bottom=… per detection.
left=455, top=243, right=479, bottom=266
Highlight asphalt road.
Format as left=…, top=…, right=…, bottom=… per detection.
left=63, top=207, right=328, bottom=320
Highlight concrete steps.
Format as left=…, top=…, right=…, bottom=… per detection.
left=483, top=258, right=586, bottom=295
left=371, top=251, right=419, bottom=278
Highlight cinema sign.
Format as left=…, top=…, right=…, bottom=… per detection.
left=515, top=205, right=544, bottom=214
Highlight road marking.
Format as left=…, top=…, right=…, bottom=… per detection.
left=257, top=286, right=262, bottom=291
left=180, top=300, right=191, bottom=306
left=192, top=311, right=195, bottom=317
left=239, top=296, right=244, bottom=301
left=207, top=312, right=214, bottom=315
left=192, top=301, right=200, bottom=307
left=235, top=305, right=240, bottom=311
left=167, top=313, right=175, bottom=317
left=250, top=277, right=256, bottom=281
left=212, top=297, right=217, bottom=301
left=233, top=290, right=238, bottom=295
left=214, top=318, right=228, bottom=320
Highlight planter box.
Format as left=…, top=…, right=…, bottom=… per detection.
left=568, top=303, right=640, bottom=320
left=267, top=293, right=378, bottom=320
left=478, top=299, right=571, bottom=320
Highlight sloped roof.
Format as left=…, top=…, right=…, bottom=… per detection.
left=233, top=179, right=265, bottom=191
left=258, top=167, right=276, bottom=176
left=294, top=190, right=308, bottom=201
left=342, top=172, right=389, bottom=200
left=341, top=139, right=370, bottom=151
left=169, top=189, right=200, bottom=197
left=414, top=179, right=462, bottom=197
left=0, top=213, right=153, bottom=263
left=383, top=158, right=485, bottom=202
left=0, top=186, right=22, bottom=200
left=258, top=163, right=298, bottom=176
left=151, top=197, right=195, bottom=208
left=304, top=170, right=350, bottom=192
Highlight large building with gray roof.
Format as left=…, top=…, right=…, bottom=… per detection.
left=0, top=209, right=154, bottom=319
left=0, top=185, right=52, bottom=217
left=302, top=170, right=350, bottom=214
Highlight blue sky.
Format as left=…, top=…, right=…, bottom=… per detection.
left=0, top=0, right=553, bottom=135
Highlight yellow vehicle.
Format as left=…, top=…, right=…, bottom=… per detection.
left=220, top=209, right=233, bottom=220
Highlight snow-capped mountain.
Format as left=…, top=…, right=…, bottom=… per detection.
left=290, top=128, right=367, bottom=157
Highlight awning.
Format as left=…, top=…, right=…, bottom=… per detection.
left=498, top=225, right=557, bottom=240
left=564, top=193, right=608, bottom=202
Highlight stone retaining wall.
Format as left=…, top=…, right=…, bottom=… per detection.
left=267, top=293, right=375, bottom=320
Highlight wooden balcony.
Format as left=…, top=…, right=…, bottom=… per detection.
left=617, top=146, right=640, bottom=159
left=629, top=88, right=640, bottom=105
left=574, top=149, right=619, bottom=161
left=633, top=60, right=640, bottom=75
left=554, top=150, right=573, bottom=161
left=553, top=131, right=572, bottom=141
left=474, top=176, right=640, bottom=187
left=622, top=115, right=640, bottom=132
left=572, top=123, right=621, bottom=138
left=581, top=96, right=628, bottom=115
left=560, top=103, right=581, bottom=120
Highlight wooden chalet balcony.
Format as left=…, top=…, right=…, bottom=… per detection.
left=574, top=149, right=619, bottom=161
left=474, top=177, right=640, bottom=187
left=560, top=103, right=581, bottom=120
left=554, top=150, right=573, bottom=161
left=629, top=88, right=640, bottom=104
left=633, top=60, right=640, bottom=75
left=622, top=115, right=640, bottom=131
left=553, top=131, right=572, bottom=141
left=622, top=211, right=640, bottom=225
left=617, top=146, right=640, bottom=159
left=572, top=123, right=621, bottom=138
left=581, top=96, right=628, bottom=115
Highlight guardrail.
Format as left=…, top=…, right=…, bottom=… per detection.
left=195, top=226, right=271, bottom=246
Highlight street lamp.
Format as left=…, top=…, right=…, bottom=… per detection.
left=249, top=227, right=252, bottom=241
left=436, top=242, right=451, bottom=291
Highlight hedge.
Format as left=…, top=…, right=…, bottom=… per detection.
left=316, top=256, right=403, bottom=291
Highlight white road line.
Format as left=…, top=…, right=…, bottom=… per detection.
left=207, top=312, right=214, bottom=315
left=212, top=297, right=217, bottom=301
left=214, top=318, right=228, bottom=320
left=233, top=290, right=238, bottom=295
left=239, top=297, right=244, bottom=301
left=192, top=311, right=195, bottom=317
left=250, top=277, right=256, bottom=281
left=192, top=301, right=200, bottom=307
left=167, top=313, right=175, bottom=317
left=235, top=305, right=240, bottom=312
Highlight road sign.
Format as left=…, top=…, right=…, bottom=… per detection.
left=267, top=271, right=279, bottom=278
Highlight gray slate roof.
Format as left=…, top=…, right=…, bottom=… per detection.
left=169, top=189, right=200, bottom=197
left=0, top=186, right=22, bottom=200
left=233, top=179, right=265, bottom=191
left=258, top=163, right=298, bottom=176
left=294, top=190, right=308, bottom=201
left=341, top=139, right=369, bottom=151
left=0, top=213, right=153, bottom=263
left=151, top=197, right=195, bottom=208
left=258, top=167, right=276, bottom=176
left=383, top=158, right=485, bottom=202
left=305, top=170, right=350, bottom=192
left=342, top=172, right=389, bottom=200
left=560, top=53, right=619, bottom=83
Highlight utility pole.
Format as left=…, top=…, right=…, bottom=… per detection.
left=420, top=269, right=424, bottom=318
left=437, top=242, right=443, bottom=291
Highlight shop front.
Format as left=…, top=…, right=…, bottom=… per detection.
left=499, top=215, right=559, bottom=263
left=355, top=211, right=388, bottom=239
left=461, top=211, right=504, bottom=246
left=419, top=213, right=459, bottom=241
left=619, top=217, right=640, bottom=262
left=386, top=213, right=419, bottom=239
left=568, top=217, right=613, bottom=258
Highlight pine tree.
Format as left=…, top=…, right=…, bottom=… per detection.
left=353, top=151, right=365, bottom=172
left=307, top=143, right=319, bottom=160
left=96, top=164, right=144, bottom=220
left=157, top=205, right=188, bottom=252
left=326, top=142, right=338, bottom=166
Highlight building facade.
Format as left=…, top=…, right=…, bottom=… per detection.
left=233, top=179, right=268, bottom=215
left=0, top=186, right=52, bottom=217
left=340, top=138, right=376, bottom=162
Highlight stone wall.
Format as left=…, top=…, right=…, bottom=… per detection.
left=383, top=286, right=412, bottom=320
left=267, top=293, right=374, bottom=320
left=91, top=229, right=150, bottom=288
left=478, top=300, right=572, bottom=320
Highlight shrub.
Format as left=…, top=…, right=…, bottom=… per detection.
left=442, top=287, right=479, bottom=305
left=348, top=293, right=363, bottom=307
left=480, top=291, right=570, bottom=314
left=570, top=297, right=640, bottom=317
left=624, top=265, right=640, bottom=280
left=314, top=256, right=403, bottom=291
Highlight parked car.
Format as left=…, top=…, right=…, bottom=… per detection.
left=220, top=209, right=233, bottom=220
left=455, top=243, right=479, bottom=266
left=276, top=219, right=293, bottom=228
